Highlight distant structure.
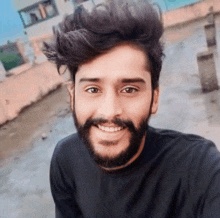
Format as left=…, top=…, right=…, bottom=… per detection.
left=207, top=6, right=215, bottom=24
left=0, top=41, right=25, bottom=72
left=0, top=41, right=21, bottom=56
left=12, top=0, right=103, bottom=39
left=12, top=0, right=103, bottom=64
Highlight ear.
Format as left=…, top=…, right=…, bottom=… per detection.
left=151, top=88, right=159, bottom=114
left=66, top=82, right=75, bottom=111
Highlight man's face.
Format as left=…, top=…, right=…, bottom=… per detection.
left=70, top=44, right=159, bottom=169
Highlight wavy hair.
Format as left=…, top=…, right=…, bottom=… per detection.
left=43, top=0, right=164, bottom=89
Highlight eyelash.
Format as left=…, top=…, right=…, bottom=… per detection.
left=85, top=87, right=138, bottom=94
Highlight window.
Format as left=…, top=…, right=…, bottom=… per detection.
left=19, top=0, right=58, bottom=28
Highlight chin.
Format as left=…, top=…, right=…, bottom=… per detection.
left=93, top=141, right=129, bottom=159
left=87, top=136, right=140, bottom=168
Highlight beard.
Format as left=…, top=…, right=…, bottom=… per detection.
left=73, top=110, right=151, bottom=169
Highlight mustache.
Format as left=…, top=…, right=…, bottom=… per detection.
left=82, top=117, right=137, bottom=133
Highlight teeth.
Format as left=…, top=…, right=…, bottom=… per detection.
left=98, top=125, right=123, bottom=132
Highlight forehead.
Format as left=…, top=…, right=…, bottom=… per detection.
left=76, top=44, right=151, bottom=82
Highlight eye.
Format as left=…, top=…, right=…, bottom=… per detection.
left=121, top=87, right=138, bottom=93
left=86, top=87, right=100, bottom=93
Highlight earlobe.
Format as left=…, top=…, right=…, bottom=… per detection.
left=151, top=88, right=159, bottom=114
left=66, top=82, right=75, bottom=111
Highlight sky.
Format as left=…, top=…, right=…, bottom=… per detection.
left=0, top=1, right=25, bottom=46
left=0, top=0, right=200, bottom=46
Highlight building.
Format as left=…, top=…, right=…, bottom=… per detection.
left=12, top=0, right=105, bottom=39
left=12, top=0, right=103, bottom=63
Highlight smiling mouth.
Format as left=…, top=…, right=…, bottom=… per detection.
left=97, top=125, right=124, bottom=132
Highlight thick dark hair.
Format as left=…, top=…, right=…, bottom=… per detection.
left=43, top=0, right=164, bottom=89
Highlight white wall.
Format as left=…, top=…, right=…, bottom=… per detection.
left=13, top=0, right=42, bottom=11
left=55, top=0, right=75, bottom=16
left=25, top=15, right=62, bottom=38
left=0, top=61, right=6, bottom=82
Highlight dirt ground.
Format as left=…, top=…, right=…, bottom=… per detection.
left=0, top=86, right=71, bottom=167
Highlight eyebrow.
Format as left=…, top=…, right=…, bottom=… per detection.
left=79, top=78, right=100, bottom=83
left=79, top=77, right=146, bottom=84
left=121, top=78, right=146, bottom=84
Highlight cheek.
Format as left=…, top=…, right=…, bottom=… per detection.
left=74, top=95, right=96, bottom=123
left=123, top=95, right=152, bottom=126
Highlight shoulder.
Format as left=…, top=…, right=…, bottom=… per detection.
left=148, top=126, right=220, bottom=169
left=151, top=126, right=220, bottom=178
left=54, top=133, right=81, bottom=152
left=148, top=128, right=220, bottom=215
left=149, top=126, right=217, bottom=150
left=51, top=133, right=84, bottom=164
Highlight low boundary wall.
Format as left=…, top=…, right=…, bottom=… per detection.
left=0, top=62, right=63, bottom=125
left=163, top=0, right=220, bottom=28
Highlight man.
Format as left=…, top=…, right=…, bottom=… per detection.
left=43, top=0, right=220, bottom=217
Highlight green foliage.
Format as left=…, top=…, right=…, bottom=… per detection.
left=0, top=52, right=24, bottom=71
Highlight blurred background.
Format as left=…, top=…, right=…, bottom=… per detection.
left=1, top=0, right=220, bottom=217
left=0, top=0, right=200, bottom=72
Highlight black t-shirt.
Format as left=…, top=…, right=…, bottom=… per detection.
left=50, top=126, right=220, bottom=218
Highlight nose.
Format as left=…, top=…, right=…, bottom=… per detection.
left=97, top=90, right=123, bottom=120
